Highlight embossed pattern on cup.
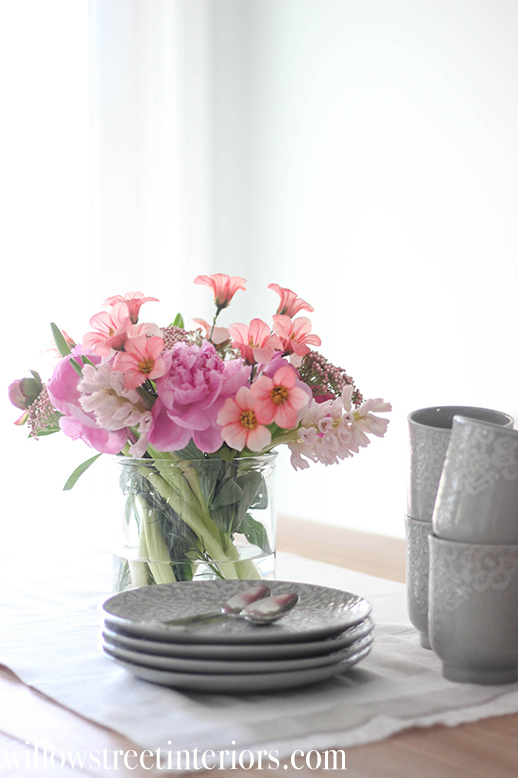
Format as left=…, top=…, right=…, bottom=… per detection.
left=429, top=534, right=518, bottom=685
left=408, top=407, right=513, bottom=522
left=405, top=516, right=434, bottom=649
left=433, top=417, right=518, bottom=544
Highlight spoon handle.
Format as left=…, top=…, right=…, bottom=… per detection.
left=161, top=611, right=236, bottom=627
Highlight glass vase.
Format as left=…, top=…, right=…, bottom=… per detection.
left=111, top=453, right=277, bottom=591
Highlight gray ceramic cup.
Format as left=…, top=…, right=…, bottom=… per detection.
left=408, top=406, right=514, bottom=522
left=429, top=534, right=518, bottom=684
left=433, top=416, right=518, bottom=545
left=405, top=515, right=434, bottom=648
left=406, top=406, right=513, bottom=650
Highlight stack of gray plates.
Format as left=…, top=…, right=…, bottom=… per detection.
left=100, top=580, right=374, bottom=693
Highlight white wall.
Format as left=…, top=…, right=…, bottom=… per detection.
left=3, top=1, right=518, bottom=551
left=206, top=0, right=518, bottom=537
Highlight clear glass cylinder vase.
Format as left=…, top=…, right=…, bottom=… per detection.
left=111, top=453, right=277, bottom=591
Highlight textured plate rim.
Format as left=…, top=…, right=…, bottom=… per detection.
left=101, top=580, right=372, bottom=645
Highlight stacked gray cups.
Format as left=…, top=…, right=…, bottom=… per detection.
left=406, top=406, right=513, bottom=651
left=429, top=415, right=518, bottom=684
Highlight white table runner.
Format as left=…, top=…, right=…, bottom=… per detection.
left=1, top=551, right=518, bottom=764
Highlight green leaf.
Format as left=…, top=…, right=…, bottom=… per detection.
left=51, top=323, right=72, bottom=358
left=211, top=477, right=244, bottom=510
left=33, top=427, right=61, bottom=437
left=239, top=513, right=272, bottom=555
left=63, top=454, right=102, bottom=491
left=218, top=446, right=237, bottom=462
left=69, top=358, right=84, bottom=377
left=174, top=440, right=207, bottom=460
left=172, top=313, right=185, bottom=328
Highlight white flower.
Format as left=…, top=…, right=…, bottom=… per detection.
left=287, top=393, right=391, bottom=471
left=79, top=363, right=152, bottom=435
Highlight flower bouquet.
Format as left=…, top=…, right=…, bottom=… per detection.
left=9, top=275, right=391, bottom=589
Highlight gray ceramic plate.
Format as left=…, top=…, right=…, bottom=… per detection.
left=101, top=580, right=371, bottom=644
left=102, top=616, right=375, bottom=660
left=101, top=632, right=374, bottom=674
left=103, top=643, right=373, bottom=693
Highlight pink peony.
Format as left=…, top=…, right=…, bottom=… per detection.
left=148, top=341, right=251, bottom=453
left=47, top=353, right=127, bottom=454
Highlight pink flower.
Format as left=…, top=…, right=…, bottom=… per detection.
left=148, top=341, right=250, bottom=453
left=104, top=292, right=159, bottom=323
left=113, top=335, right=167, bottom=390
left=47, top=352, right=127, bottom=454
left=194, top=274, right=246, bottom=310
left=192, top=318, right=230, bottom=345
left=228, top=319, right=282, bottom=365
left=272, top=315, right=322, bottom=365
left=251, top=365, right=311, bottom=428
left=8, top=373, right=42, bottom=410
left=217, top=386, right=272, bottom=452
left=268, top=283, right=314, bottom=317
left=82, top=303, right=132, bottom=357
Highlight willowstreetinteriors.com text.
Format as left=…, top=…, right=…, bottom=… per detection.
left=2, top=741, right=348, bottom=772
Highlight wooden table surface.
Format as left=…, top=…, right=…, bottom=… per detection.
left=1, top=516, right=517, bottom=777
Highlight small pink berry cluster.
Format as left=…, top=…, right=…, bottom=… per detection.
left=27, top=385, right=61, bottom=438
left=299, top=350, right=363, bottom=407
left=161, top=325, right=196, bottom=351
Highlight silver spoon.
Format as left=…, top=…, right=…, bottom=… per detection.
left=160, top=584, right=271, bottom=626
left=162, top=588, right=299, bottom=627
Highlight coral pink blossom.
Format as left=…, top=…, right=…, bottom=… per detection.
left=194, top=274, right=246, bottom=310
left=217, top=386, right=272, bottom=452
left=272, top=315, right=322, bottom=365
left=251, top=365, right=311, bottom=428
left=268, top=283, right=314, bottom=317
left=228, top=319, right=282, bottom=365
left=192, top=318, right=230, bottom=345
left=113, top=335, right=167, bottom=390
left=82, top=302, right=132, bottom=357
left=104, top=292, right=159, bottom=323
left=127, top=322, right=163, bottom=339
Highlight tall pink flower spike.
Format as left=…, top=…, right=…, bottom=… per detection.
left=194, top=274, right=247, bottom=310
left=268, top=283, right=314, bottom=317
